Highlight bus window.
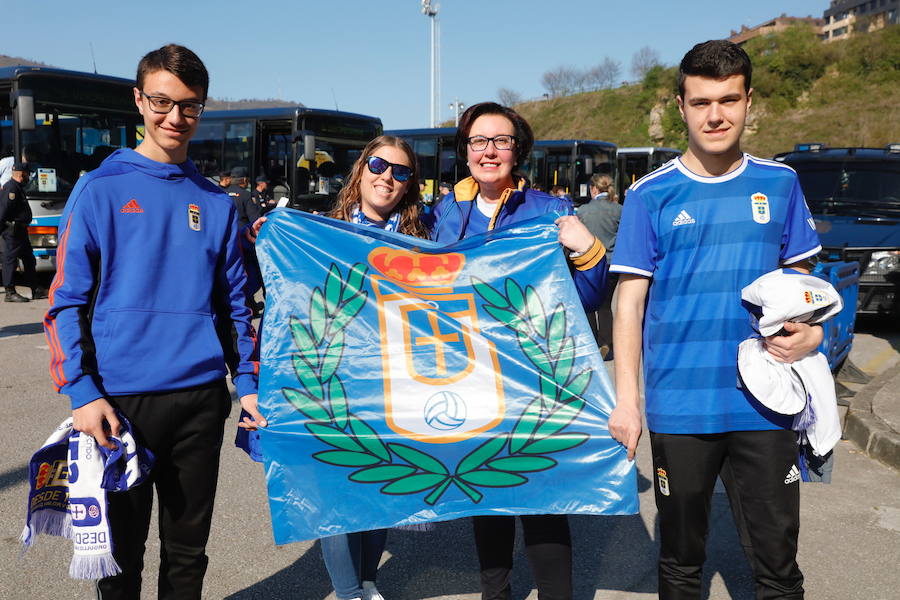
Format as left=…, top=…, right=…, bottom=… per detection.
left=264, top=132, right=292, bottom=183
left=296, top=141, right=363, bottom=197
left=413, top=138, right=438, bottom=180
left=224, top=121, right=252, bottom=174
left=1, top=117, right=13, bottom=161
left=413, top=138, right=438, bottom=201
left=521, top=149, right=546, bottom=190
left=439, top=144, right=458, bottom=184
left=20, top=111, right=137, bottom=196
left=588, top=149, right=615, bottom=176
left=191, top=120, right=224, bottom=177
left=547, top=152, right=573, bottom=191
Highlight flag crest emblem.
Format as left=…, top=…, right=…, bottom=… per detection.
left=751, top=192, right=770, bottom=224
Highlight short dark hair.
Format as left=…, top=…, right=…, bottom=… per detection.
left=455, top=102, right=534, bottom=170
left=136, top=44, right=209, bottom=100
left=678, top=40, right=752, bottom=98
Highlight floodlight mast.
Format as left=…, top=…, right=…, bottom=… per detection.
left=422, top=0, right=440, bottom=127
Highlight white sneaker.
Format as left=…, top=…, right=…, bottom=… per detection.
left=361, top=581, right=385, bottom=600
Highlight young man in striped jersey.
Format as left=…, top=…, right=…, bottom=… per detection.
left=608, top=40, right=822, bottom=599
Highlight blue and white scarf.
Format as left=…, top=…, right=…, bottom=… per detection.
left=350, top=204, right=402, bottom=232
left=21, top=416, right=154, bottom=579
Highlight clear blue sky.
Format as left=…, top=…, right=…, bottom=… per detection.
left=5, top=0, right=826, bottom=129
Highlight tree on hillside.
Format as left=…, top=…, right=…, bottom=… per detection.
left=586, top=57, right=622, bottom=90
left=497, top=87, right=523, bottom=106
left=631, top=46, right=661, bottom=79
left=541, top=65, right=581, bottom=97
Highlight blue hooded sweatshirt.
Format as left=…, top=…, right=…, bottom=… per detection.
left=44, top=149, right=259, bottom=409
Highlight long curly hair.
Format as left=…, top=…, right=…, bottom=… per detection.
left=330, top=135, right=428, bottom=239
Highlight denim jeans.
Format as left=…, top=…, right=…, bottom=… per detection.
left=320, top=529, right=388, bottom=599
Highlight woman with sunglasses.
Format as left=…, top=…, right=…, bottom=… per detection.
left=320, top=136, right=426, bottom=600
left=244, top=136, right=425, bottom=600
left=430, top=102, right=607, bottom=600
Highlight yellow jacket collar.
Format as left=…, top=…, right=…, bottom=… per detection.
left=452, top=176, right=525, bottom=203
left=453, top=176, right=526, bottom=230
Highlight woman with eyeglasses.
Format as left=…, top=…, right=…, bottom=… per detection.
left=243, top=136, right=425, bottom=600
left=430, top=102, right=607, bottom=600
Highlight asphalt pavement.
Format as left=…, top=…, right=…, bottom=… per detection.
left=1, top=292, right=898, bottom=600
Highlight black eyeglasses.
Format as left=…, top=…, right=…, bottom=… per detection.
left=140, top=91, right=205, bottom=118
left=366, top=155, right=413, bottom=182
left=466, top=135, right=516, bottom=152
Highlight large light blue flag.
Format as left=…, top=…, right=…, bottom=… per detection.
left=255, top=208, right=637, bottom=544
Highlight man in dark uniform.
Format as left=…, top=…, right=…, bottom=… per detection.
left=217, top=170, right=232, bottom=191
left=225, top=167, right=252, bottom=228
left=0, top=162, right=47, bottom=302
left=250, top=174, right=275, bottom=220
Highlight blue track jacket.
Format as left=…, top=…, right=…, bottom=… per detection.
left=44, top=149, right=259, bottom=409
left=430, top=177, right=607, bottom=312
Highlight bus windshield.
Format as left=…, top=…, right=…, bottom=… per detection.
left=795, top=162, right=900, bottom=215
left=293, top=138, right=365, bottom=195
left=15, top=111, right=138, bottom=197
left=189, top=108, right=382, bottom=212
left=524, top=141, right=617, bottom=203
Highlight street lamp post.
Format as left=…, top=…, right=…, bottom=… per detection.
left=449, top=99, right=465, bottom=127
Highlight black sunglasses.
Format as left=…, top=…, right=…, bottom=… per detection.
left=366, top=155, right=413, bottom=182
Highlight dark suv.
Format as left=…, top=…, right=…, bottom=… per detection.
left=775, top=145, right=900, bottom=316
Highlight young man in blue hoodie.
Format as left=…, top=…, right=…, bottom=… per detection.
left=44, top=44, right=266, bottom=599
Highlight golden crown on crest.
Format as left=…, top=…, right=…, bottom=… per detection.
left=368, top=247, right=466, bottom=287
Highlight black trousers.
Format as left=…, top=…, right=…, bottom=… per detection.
left=1, top=227, right=36, bottom=288
left=650, top=430, right=804, bottom=600
left=96, top=381, right=231, bottom=600
left=588, top=272, right=618, bottom=353
left=473, top=514, right=572, bottom=600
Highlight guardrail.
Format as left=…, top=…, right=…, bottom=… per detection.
left=814, top=260, right=860, bottom=371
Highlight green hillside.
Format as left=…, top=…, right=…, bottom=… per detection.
left=513, top=25, right=900, bottom=158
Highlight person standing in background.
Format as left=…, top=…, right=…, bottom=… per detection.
left=577, top=173, right=621, bottom=359
left=1, top=162, right=47, bottom=302
left=226, top=166, right=252, bottom=228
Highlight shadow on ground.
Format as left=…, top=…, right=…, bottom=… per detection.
left=227, top=468, right=756, bottom=599
left=0, top=322, right=44, bottom=338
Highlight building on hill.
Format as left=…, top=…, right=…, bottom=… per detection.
left=727, top=14, right=824, bottom=45
left=823, top=0, right=899, bottom=42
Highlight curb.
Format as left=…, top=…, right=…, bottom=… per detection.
left=843, top=363, right=900, bottom=471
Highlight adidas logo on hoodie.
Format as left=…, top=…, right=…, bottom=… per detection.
left=784, top=464, right=801, bottom=484
left=672, top=210, right=695, bottom=227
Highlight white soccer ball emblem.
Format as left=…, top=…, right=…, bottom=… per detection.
left=424, top=391, right=467, bottom=431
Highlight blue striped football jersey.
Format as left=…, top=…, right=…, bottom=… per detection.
left=610, top=155, right=821, bottom=434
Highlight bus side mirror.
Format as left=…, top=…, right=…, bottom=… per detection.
left=584, top=156, right=593, bottom=173
left=14, top=90, right=35, bottom=131
left=304, top=135, right=316, bottom=162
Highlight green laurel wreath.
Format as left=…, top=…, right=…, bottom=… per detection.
left=283, top=263, right=591, bottom=505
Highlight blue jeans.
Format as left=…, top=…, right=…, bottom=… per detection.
left=320, top=529, right=388, bottom=599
